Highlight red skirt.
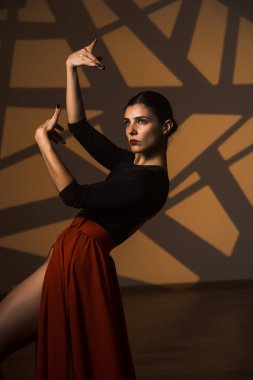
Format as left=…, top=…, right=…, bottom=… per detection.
left=35, top=216, right=136, bottom=380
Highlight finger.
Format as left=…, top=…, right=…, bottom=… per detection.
left=84, top=59, right=105, bottom=69
left=94, top=56, right=105, bottom=69
left=79, top=52, right=105, bottom=69
left=86, top=38, right=97, bottom=52
left=48, top=133, right=58, bottom=143
left=96, top=63, right=106, bottom=70
left=51, top=104, right=61, bottom=121
left=99, top=64, right=106, bottom=70
left=83, top=59, right=99, bottom=67
left=54, top=123, right=64, bottom=131
left=79, top=55, right=98, bottom=67
left=52, top=130, right=66, bottom=144
left=80, top=50, right=100, bottom=65
left=94, top=58, right=105, bottom=69
left=86, top=53, right=105, bottom=69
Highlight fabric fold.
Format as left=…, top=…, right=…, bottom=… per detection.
left=35, top=216, right=136, bottom=380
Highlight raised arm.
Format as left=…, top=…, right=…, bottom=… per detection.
left=34, top=106, right=164, bottom=213
left=65, top=39, right=103, bottom=123
left=35, top=106, right=75, bottom=192
left=65, top=39, right=133, bottom=170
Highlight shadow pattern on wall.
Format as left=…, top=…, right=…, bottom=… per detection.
left=0, top=0, right=252, bottom=291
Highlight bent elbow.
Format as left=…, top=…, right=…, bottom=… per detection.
left=58, top=179, right=87, bottom=209
left=59, top=196, right=77, bottom=208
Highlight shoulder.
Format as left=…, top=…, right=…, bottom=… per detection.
left=112, top=162, right=169, bottom=182
left=128, top=166, right=170, bottom=195
left=133, top=165, right=169, bottom=183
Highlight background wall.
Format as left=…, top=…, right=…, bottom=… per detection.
left=0, top=0, right=252, bottom=292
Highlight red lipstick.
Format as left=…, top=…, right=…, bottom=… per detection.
left=130, top=139, right=140, bottom=145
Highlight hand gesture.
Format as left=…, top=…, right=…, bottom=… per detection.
left=35, top=105, right=66, bottom=145
left=66, top=38, right=105, bottom=70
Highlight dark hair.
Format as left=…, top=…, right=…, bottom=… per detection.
left=124, top=91, right=178, bottom=139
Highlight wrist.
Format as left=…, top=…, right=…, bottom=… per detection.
left=35, top=130, right=51, bottom=147
left=66, top=60, right=77, bottom=70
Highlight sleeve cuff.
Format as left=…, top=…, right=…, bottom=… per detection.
left=68, top=118, right=89, bottom=130
left=58, top=178, right=79, bottom=200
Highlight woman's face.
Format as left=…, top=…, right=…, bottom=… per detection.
left=123, top=103, right=164, bottom=153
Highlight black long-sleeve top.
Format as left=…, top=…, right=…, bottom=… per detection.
left=58, top=119, right=170, bottom=245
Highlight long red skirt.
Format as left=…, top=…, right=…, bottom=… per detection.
left=35, top=216, right=136, bottom=380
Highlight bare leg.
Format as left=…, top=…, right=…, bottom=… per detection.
left=0, top=247, right=54, bottom=363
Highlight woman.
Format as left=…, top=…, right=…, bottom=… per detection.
left=0, top=39, right=177, bottom=379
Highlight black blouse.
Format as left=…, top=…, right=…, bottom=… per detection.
left=59, top=119, right=170, bottom=245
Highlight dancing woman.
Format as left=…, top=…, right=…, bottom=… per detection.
left=0, top=39, right=177, bottom=379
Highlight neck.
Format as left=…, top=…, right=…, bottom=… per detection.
left=133, top=149, right=168, bottom=173
left=133, top=138, right=168, bottom=170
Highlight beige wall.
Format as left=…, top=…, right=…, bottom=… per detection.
left=0, top=0, right=252, bottom=292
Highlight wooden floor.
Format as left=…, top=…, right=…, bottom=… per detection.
left=1, top=280, right=253, bottom=379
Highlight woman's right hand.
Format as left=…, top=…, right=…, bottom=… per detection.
left=66, top=38, right=105, bottom=70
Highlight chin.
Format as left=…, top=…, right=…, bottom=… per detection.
left=130, top=146, right=143, bottom=151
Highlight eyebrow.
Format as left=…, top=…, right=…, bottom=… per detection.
left=123, top=116, right=150, bottom=120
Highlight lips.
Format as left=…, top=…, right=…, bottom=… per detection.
left=130, top=139, right=140, bottom=144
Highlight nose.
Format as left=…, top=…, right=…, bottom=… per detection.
left=127, top=122, right=137, bottom=136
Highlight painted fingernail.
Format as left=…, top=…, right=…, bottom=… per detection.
left=56, top=104, right=60, bottom=109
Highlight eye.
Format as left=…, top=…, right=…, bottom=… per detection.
left=137, top=118, right=148, bottom=124
left=123, top=119, right=130, bottom=127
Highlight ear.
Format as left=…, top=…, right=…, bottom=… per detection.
left=162, top=119, right=173, bottom=135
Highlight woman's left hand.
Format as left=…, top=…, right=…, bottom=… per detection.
left=35, top=105, right=66, bottom=145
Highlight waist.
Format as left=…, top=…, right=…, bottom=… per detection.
left=69, top=216, right=117, bottom=252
